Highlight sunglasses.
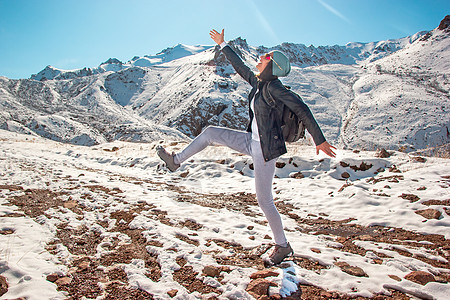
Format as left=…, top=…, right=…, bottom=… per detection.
left=263, top=53, right=283, bottom=71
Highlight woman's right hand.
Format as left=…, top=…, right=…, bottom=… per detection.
left=210, top=29, right=225, bottom=45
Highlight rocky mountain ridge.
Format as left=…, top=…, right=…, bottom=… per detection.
left=0, top=17, right=448, bottom=153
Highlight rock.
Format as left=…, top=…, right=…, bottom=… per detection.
left=389, top=165, right=401, bottom=173
left=415, top=208, right=442, bottom=220
left=388, top=274, right=402, bottom=282
left=77, top=260, right=90, bottom=271
left=334, top=262, right=368, bottom=277
left=276, top=162, right=286, bottom=168
left=336, top=236, right=347, bottom=243
left=46, top=273, right=59, bottom=282
left=359, top=235, right=374, bottom=241
left=399, top=193, right=420, bottom=202
left=340, top=161, right=350, bottom=167
left=310, top=248, right=321, bottom=253
left=246, top=278, right=277, bottom=299
left=0, top=275, right=8, bottom=297
left=202, top=265, right=221, bottom=277
left=290, top=171, right=304, bottom=179
left=350, top=162, right=372, bottom=171
left=412, top=156, right=427, bottom=163
left=375, top=148, right=391, bottom=158
left=167, top=289, right=178, bottom=297
left=321, top=291, right=334, bottom=298
left=0, top=228, right=14, bottom=235
left=55, top=276, right=72, bottom=286
left=180, top=171, right=189, bottom=178
left=63, top=200, right=78, bottom=209
left=338, top=183, right=352, bottom=192
left=373, top=259, right=383, bottom=264
left=438, top=15, right=450, bottom=30
left=405, top=271, right=436, bottom=285
left=250, top=270, right=279, bottom=279
left=341, top=172, right=350, bottom=179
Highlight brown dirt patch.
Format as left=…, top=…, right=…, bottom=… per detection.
left=105, top=282, right=153, bottom=300
left=48, top=223, right=103, bottom=256
left=296, top=284, right=411, bottom=300
left=55, top=259, right=104, bottom=299
left=172, top=264, right=220, bottom=295
left=208, top=239, right=271, bottom=269
left=7, top=188, right=68, bottom=217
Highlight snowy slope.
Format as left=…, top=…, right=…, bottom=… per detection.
left=259, top=31, right=426, bottom=67
left=0, top=74, right=187, bottom=145
left=341, top=26, right=450, bottom=151
left=0, top=18, right=448, bottom=152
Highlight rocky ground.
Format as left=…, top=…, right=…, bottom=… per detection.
left=1, top=178, right=449, bottom=299
left=0, top=134, right=449, bottom=299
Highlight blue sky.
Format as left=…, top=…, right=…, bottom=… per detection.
left=0, top=0, right=448, bottom=79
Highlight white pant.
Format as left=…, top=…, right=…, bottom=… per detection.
left=175, top=126, right=288, bottom=246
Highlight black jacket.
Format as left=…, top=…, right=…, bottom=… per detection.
left=221, top=45, right=326, bottom=162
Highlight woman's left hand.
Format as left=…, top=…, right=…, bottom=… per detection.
left=316, top=141, right=337, bottom=158
left=210, top=29, right=225, bottom=45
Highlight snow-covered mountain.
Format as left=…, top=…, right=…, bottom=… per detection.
left=30, top=44, right=213, bottom=81
left=0, top=17, right=449, bottom=152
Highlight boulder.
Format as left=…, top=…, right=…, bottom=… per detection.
left=405, top=271, right=436, bottom=285
left=46, top=273, right=59, bottom=283
left=399, top=193, right=420, bottom=202
left=0, top=275, right=7, bottom=297
left=202, top=265, right=221, bottom=277
left=250, top=269, right=279, bottom=280
left=167, top=289, right=178, bottom=297
left=341, top=172, right=350, bottom=179
left=55, top=276, right=72, bottom=286
left=335, top=262, right=368, bottom=277
left=246, top=278, right=277, bottom=299
left=415, top=208, right=441, bottom=220
left=375, top=148, right=391, bottom=158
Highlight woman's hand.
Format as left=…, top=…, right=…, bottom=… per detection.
left=210, top=29, right=225, bottom=45
left=316, top=141, right=337, bottom=158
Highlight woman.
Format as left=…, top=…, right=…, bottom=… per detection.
left=157, top=29, right=336, bottom=266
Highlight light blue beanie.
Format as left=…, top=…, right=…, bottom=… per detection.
left=271, top=50, right=291, bottom=77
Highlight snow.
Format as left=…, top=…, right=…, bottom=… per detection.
left=0, top=129, right=449, bottom=299
left=1, top=27, right=447, bottom=152
left=0, top=17, right=449, bottom=300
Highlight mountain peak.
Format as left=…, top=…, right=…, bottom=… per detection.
left=438, top=15, right=450, bottom=31
left=101, top=58, right=123, bottom=66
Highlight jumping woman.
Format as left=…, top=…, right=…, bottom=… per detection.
left=157, top=29, right=336, bottom=266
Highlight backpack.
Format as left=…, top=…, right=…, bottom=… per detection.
left=262, top=82, right=306, bottom=143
